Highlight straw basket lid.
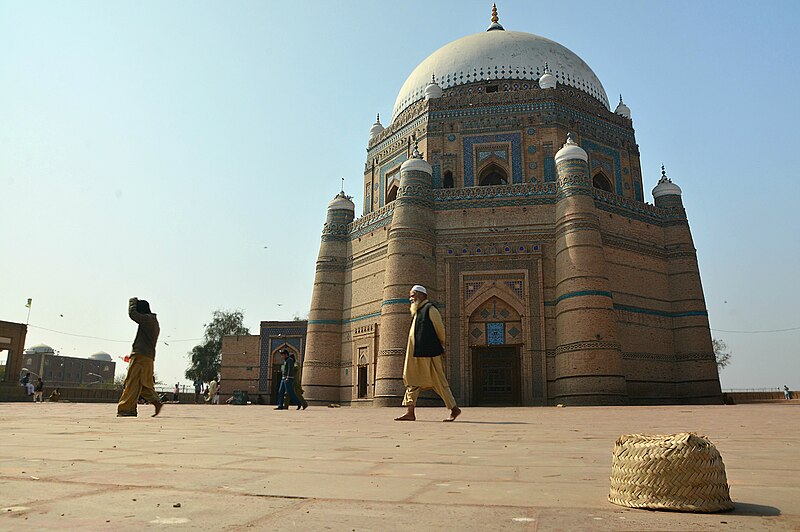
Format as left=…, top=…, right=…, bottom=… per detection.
left=609, top=432, right=734, bottom=513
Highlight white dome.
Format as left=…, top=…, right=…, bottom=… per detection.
left=89, top=352, right=113, bottom=361
left=652, top=166, right=682, bottom=198
left=538, top=64, right=556, bottom=89
left=24, top=343, right=54, bottom=355
left=328, top=191, right=355, bottom=211
left=392, top=29, right=609, bottom=120
left=614, top=95, right=631, bottom=119
left=424, top=75, right=443, bottom=100
left=401, top=144, right=432, bottom=175
left=554, top=134, right=588, bottom=165
left=369, top=114, right=384, bottom=140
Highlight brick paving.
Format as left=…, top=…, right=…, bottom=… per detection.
left=1, top=402, right=798, bottom=530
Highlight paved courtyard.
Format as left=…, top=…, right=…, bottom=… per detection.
left=1, top=402, right=798, bottom=530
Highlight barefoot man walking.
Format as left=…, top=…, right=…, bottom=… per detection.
left=395, top=285, right=461, bottom=422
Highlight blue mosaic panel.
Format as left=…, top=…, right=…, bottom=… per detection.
left=463, top=134, right=523, bottom=186
left=543, top=157, right=555, bottom=182
left=486, top=322, right=505, bottom=346
left=259, top=324, right=307, bottom=393
left=379, top=152, right=408, bottom=208
left=432, top=164, right=441, bottom=188
left=581, top=139, right=623, bottom=197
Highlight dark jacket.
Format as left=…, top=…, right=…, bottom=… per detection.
left=129, top=298, right=160, bottom=358
left=281, top=355, right=296, bottom=380
left=413, top=301, right=445, bottom=357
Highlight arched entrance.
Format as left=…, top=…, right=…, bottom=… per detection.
left=466, top=294, right=523, bottom=405
left=271, top=343, right=300, bottom=404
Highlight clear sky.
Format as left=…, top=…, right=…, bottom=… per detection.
left=2, top=1, right=798, bottom=391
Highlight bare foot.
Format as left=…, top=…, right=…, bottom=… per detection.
left=394, top=413, right=416, bottom=421
left=443, top=406, right=461, bottom=422
left=152, top=402, right=163, bottom=417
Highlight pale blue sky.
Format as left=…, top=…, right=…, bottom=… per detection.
left=2, top=1, right=798, bottom=391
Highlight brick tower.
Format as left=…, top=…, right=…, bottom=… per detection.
left=302, top=192, right=355, bottom=404
left=551, top=134, right=628, bottom=405
left=373, top=145, right=437, bottom=406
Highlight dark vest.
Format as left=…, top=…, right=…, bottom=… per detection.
left=413, top=302, right=444, bottom=357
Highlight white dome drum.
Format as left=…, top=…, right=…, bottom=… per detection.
left=392, top=29, right=609, bottom=121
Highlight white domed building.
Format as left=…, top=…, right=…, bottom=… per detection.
left=300, top=7, right=721, bottom=406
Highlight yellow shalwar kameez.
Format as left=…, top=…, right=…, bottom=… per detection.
left=402, top=303, right=458, bottom=409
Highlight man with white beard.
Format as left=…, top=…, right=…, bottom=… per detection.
left=394, top=285, right=461, bottom=422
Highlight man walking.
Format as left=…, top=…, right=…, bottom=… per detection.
left=208, top=378, right=218, bottom=404
left=193, top=377, right=203, bottom=403
left=33, top=377, right=44, bottom=402
left=394, top=285, right=461, bottom=422
left=117, top=297, right=163, bottom=417
left=292, top=354, right=309, bottom=410
left=275, top=349, right=303, bottom=410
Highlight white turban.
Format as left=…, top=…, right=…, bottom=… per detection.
left=411, top=285, right=427, bottom=295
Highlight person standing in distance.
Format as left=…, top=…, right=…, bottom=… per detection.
left=117, top=297, right=163, bottom=417
left=395, top=285, right=461, bottom=422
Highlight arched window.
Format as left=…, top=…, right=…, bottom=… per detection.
left=593, top=171, right=612, bottom=192
left=443, top=170, right=454, bottom=189
left=386, top=182, right=398, bottom=203
left=478, top=164, right=508, bottom=186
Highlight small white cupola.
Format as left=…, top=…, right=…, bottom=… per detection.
left=614, top=94, right=631, bottom=119
left=424, top=73, right=443, bottom=100
left=652, top=164, right=682, bottom=198
left=554, top=132, right=588, bottom=164
left=369, top=114, right=384, bottom=141
left=539, top=62, right=556, bottom=89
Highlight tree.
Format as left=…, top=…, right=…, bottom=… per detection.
left=713, top=338, right=732, bottom=370
left=185, top=309, right=249, bottom=382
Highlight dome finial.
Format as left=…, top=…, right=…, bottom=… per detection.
left=487, top=3, right=504, bottom=31
left=661, top=164, right=667, bottom=180
left=431, top=72, right=436, bottom=84
left=620, top=94, right=624, bottom=103
left=376, top=113, right=380, bottom=123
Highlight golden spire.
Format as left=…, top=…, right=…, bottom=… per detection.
left=487, top=3, right=504, bottom=31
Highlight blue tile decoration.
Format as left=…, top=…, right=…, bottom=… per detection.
left=448, top=134, right=456, bottom=142
left=463, top=133, right=523, bottom=186
left=527, top=128, right=536, bottom=135
left=432, top=164, right=441, bottom=189
left=527, top=145, right=537, bottom=154
left=379, top=152, right=408, bottom=208
left=259, top=323, right=308, bottom=393
left=543, top=157, right=555, bottom=182
left=487, top=322, right=505, bottom=345
left=581, top=139, right=622, bottom=196
left=431, top=103, right=635, bottom=145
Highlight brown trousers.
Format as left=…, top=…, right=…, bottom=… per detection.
left=117, top=354, right=160, bottom=414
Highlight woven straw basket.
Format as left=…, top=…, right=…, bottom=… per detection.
left=609, top=432, right=734, bottom=513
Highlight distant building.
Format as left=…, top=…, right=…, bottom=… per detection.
left=220, top=321, right=307, bottom=404
left=21, top=344, right=116, bottom=387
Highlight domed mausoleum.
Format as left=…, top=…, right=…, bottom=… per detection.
left=301, top=7, right=722, bottom=406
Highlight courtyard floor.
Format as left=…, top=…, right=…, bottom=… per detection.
left=1, top=402, right=798, bottom=530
